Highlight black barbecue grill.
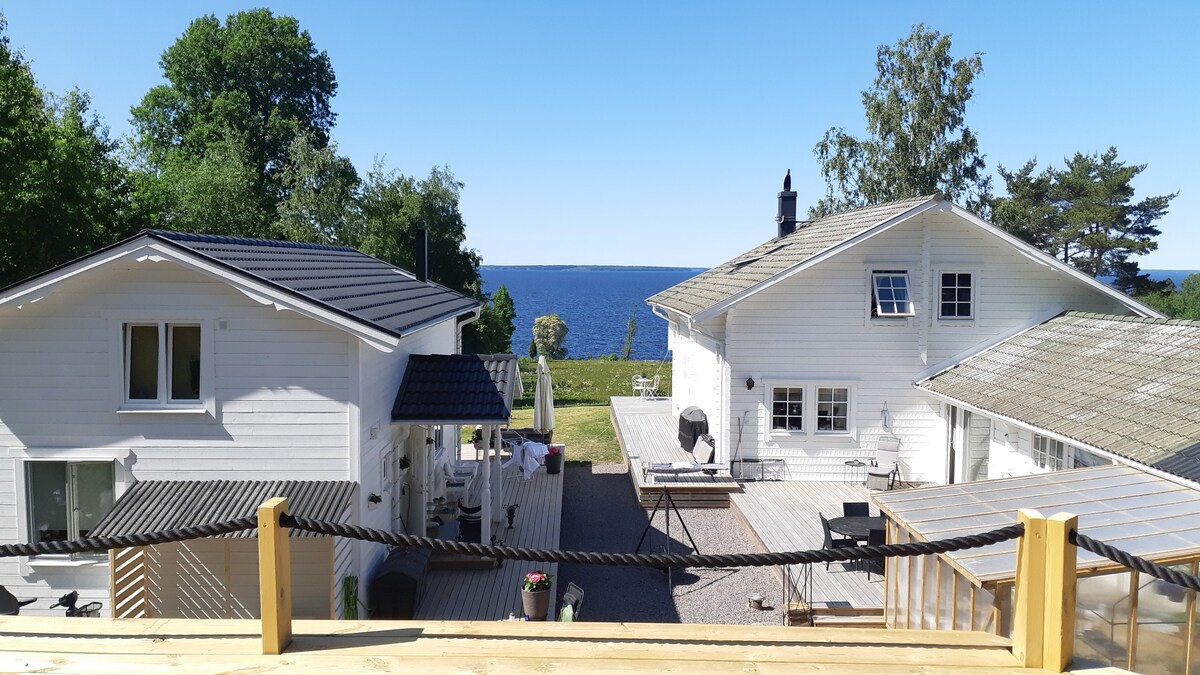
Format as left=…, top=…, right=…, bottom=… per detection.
left=678, top=406, right=709, bottom=453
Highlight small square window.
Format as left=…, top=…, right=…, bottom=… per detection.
left=939, top=273, right=973, bottom=319
left=124, top=322, right=203, bottom=406
left=1033, top=434, right=1064, bottom=470
left=816, top=387, right=849, bottom=432
left=771, top=387, right=804, bottom=432
left=871, top=272, right=914, bottom=317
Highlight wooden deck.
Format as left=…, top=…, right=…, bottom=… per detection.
left=610, top=396, right=740, bottom=508
left=415, top=461, right=563, bottom=621
left=731, top=480, right=886, bottom=611
left=0, top=615, right=1131, bottom=674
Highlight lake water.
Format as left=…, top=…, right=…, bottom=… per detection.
left=481, top=267, right=702, bottom=359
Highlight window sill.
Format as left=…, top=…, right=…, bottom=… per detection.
left=25, top=557, right=105, bottom=568
left=936, top=319, right=975, bottom=327
left=118, top=407, right=208, bottom=415
left=869, top=318, right=911, bottom=327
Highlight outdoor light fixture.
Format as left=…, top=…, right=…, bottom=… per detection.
left=746, top=377, right=755, bottom=390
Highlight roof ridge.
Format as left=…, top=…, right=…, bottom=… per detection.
left=796, top=193, right=941, bottom=228
left=1063, top=310, right=1200, bottom=328
left=148, top=229, right=358, bottom=253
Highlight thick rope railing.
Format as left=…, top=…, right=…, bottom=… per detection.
left=280, top=514, right=1023, bottom=569
left=0, top=516, right=258, bottom=557
left=1072, top=530, right=1200, bottom=592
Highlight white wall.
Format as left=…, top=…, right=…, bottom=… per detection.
left=667, top=318, right=725, bottom=457
left=0, top=258, right=355, bottom=613
left=710, top=209, right=1135, bottom=482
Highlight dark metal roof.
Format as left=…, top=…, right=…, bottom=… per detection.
left=90, top=479, right=357, bottom=539
left=391, top=354, right=518, bottom=424
left=148, top=230, right=480, bottom=337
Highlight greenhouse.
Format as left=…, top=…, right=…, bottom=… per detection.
left=875, top=464, right=1200, bottom=675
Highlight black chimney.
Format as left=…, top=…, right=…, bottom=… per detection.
left=776, top=170, right=797, bottom=237
left=414, top=227, right=428, bottom=283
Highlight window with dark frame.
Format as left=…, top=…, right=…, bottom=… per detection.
left=771, top=387, right=804, bottom=432
left=816, top=387, right=849, bottom=432
left=871, top=271, right=914, bottom=317
left=939, top=272, right=973, bottom=319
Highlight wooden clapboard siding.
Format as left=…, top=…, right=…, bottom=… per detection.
left=731, top=480, right=884, bottom=609
left=610, top=397, right=739, bottom=509
left=415, top=461, right=563, bottom=620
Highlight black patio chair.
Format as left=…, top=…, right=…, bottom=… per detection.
left=560, top=582, right=585, bottom=621
left=865, top=528, right=886, bottom=580
left=819, top=512, right=856, bottom=570
left=842, top=502, right=869, bottom=517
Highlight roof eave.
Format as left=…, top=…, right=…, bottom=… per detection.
left=944, top=204, right=1165, bottom=318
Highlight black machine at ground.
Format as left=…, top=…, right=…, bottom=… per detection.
left=0, top=586, right=35, bottom=616
left=678, top=406, right=708, bottom=453
left=368, top=547, right=431, bottom=619
left=50, top=591, right=102, bottom=617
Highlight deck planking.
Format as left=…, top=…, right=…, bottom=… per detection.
left=415, top=460, right=563, bottom=621
left=610, top=396, right=739, bottom=508
left=731, top=480, right=886, bottom=610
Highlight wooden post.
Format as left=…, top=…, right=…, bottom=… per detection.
left=1043, top=512, right=1078, bottom=673
left=1012, top=509, right=1046, bottom=668
left=258, top=497, right=292, bottom=655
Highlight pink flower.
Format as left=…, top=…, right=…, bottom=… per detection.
left=526, top=573, right=544, bottom=583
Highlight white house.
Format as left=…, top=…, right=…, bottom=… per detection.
left=647, top=184, right=1161, bottom=485
left=0, top=229, right=483, bottom=616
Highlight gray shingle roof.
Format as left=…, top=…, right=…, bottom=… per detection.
left=647, top=195, right=939, bottom=317
left=391, top=353, right=519, bottom=424
left=150, top=231, right=480, bottom=337
left=918, top=312, right=1200, bottom=471
left=90, top=479, right=356, bottom=539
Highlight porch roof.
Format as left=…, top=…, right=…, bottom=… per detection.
left=91, top=479, right=356, bottom=539
left=917, top=312, right=1200, bottom=478
left=391, top=353, right=521, bottom=425
left=874, top=464, right=1200, bottom=585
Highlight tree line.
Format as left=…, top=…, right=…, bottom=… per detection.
left=813, top=24, right=1193, bottom=312
left=0, top=10, right=516, bottom=352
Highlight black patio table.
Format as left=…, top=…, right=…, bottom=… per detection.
left=828, top=515, right=886, bottom=541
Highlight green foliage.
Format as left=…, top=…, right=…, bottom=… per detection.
left=0, top=15, right=137, bottom=285
left=532, top=314, right=568, bottom=360
left=529, top=338, right=537, bottom=358
left=1140, top=274, right=1200, bottom=319
left=356, top=164, right=482, bottom=297
left=274, top=132, right=361, bottom=244
left=131, top=9, right=337, bottom=210
left=464, top=284, right=516, bottom=354
left=813, top=24, right=989, bottom=216
left=620, top=305, right=638, bottom=360
left=990, top=148, right=1175, bottom=294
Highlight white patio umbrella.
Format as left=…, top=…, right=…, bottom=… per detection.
left=533, top=355, right=555, bottom=433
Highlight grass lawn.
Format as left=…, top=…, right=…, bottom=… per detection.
left=513, top=358, right=670, bottom=408
left=457, top=359, right=665, bottom=464
left=507, top=405, right=622, bottom=465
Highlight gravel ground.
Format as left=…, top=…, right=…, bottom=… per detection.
left=556, top=463, right=785, bottom=625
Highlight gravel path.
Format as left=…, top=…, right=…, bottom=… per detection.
left=556, top=463, right=784, bottom=625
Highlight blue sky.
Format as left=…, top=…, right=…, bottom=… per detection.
left=4, top=1, right=1197, bottom=269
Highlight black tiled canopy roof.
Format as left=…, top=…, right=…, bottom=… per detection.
left=391, top=354, right=519, bottom=424
left=150, top=230, right=480, bottom=337
left=90, top=480, right=356, bottom=539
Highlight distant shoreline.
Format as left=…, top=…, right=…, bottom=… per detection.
left=481, top=264, right=705, bottom=272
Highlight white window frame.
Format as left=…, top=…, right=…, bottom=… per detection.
left=9, top=448, right=132, bottom=569
left=870, top=270, right=915, bottom=318
left=1032, top=434, right=1065, bottom=471
left=937, top=270, right=975, bottom=320
left=814, top=385, right=852, bottom=435
left=112, top=316, right=214, bottom=415
left=769, top=386, right=805, bottom=434
left=764, top=382, right=854, bottom=438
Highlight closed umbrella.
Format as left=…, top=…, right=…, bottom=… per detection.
left=533, top=355, right=555, bottom=433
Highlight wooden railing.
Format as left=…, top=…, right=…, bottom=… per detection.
left=252, top=499, right=1083, bottom=670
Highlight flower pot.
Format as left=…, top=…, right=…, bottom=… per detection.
left=545, top=451, right=563, bottom=475
left=521, top=588, right=551, bottom=620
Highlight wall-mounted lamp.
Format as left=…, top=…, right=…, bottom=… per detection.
left=746, top=377, right=755, bottom=390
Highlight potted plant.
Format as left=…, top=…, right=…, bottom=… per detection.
left=520, top=570, right=552, bottom=620
left=545, top=444, right=564, bottom=475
